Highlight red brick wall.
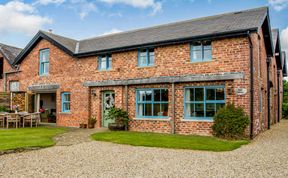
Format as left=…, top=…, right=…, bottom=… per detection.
left=0, top=53, right=16, bottom=92
left=5, top=30, right=281, bottom=136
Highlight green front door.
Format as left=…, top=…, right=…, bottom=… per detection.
left=102, top=91, right=115, bottom=127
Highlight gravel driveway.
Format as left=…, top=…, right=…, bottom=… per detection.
left=1, top=121, right=288, bottom=177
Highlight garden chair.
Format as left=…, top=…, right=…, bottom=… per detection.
left=0, top=114, right=5, bottom=128
left=22, top=114, right=33, bottom=128
left=31, top=113, right=41, bottom=127
left=6, top=114, right=20, bottom=129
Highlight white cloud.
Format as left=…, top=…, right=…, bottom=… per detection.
left=34, top=0, right=66, bottom=5
left=100, top=0, right=162, bottom=15
left=67, top=0, right=97, bottom=19
left=0, top=1, right=52, bottom=35
left=268, top=0, right=288, bottom=11
left=100, top=28, right=122, bottom=36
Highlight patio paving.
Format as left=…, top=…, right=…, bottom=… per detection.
left=0, top=121, right=288, bottom=177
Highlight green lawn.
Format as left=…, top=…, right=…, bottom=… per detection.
left=0, top=127, right=67, bottom=151
left=91, top=131, right=248, bottom=152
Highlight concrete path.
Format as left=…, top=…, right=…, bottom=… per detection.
left=54, top=127, right=108, bottom=146
left=1, top=121, right=288, bottom=177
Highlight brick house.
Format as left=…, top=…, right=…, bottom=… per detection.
left=2, top=7, right=287, bottom=137
left=0, top=43, right=22, bottom=92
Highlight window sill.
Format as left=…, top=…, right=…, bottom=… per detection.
left=39, top=74, right=49, bottom=77
left=133, top=117, right=170, bottom=121
left=182, top=118, right=213, bottom=122
left=136, top=65, right=155, bottom=69
left=59, top=112, right=71, bottom=115
left=190, top=60, right=213, bottom=64
left=96, top=69, right=113, bottom=72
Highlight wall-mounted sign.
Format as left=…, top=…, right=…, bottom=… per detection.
left=235, top=88, right=247, bottom=95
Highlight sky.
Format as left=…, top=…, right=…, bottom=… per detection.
left=0, top=0, right=288, bottom=58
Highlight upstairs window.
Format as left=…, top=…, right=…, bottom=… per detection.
left=98, top=54, right=112, bottom=70
left=39, top=49, right=50, bottom=75
left=62, top=92, right=71, bottom=113
left=138, top=48, right=154, bottom=67
left=190, top=41, right=212, bottom=62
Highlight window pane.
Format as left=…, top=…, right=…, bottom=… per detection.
left=185, top=88, right=194, bottom=102
left=144, top=91, right=152, bottom=101
left=203, top=49, right=212, bottom=60
left=206, top=103, right=215, bottom=117
left=148, top=49, right=154, bottom=65
left=195, top=103, right=204, bottom=117
left=138, top=91, right=145, bottom=102
left=195, top=88, right=204, bottom=101
left=161, top=89, right=169, bottom=102
left=144, top=103, right=152, bottom=116
left=138, top=90, right=152, bottom=101
left=100, top=57, right=106, bottom=69
left=108, top=56, right=112, bottom=69
left=64, top=94, right=70, bottom=102
left=216, top=88, right=225, bottom=100
left=139, top=49, right=147, bottom=66
left=161, top=103, right=168, bottom=116
left=185, top=103, right=195, bottom=117
left=137, top=104, right=144, bottom=116
left=64, top=103, right=70, bottom=111
left=154, top=89, right=161, bottom=101
left=192, top=43, right=202, bottom=50
left=153, top=103, right=168, bottom=116
left=42, top=50, right=49, bottom=62
left=43, top=63, right=49, bottom=74
left=206, top=88, right=215, bottom=100
left=192, top=50, right=202, bottom=60
left=153, top=103, right=161, bottom=116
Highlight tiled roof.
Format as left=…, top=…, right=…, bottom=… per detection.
left=14, top=6, right=270, bottom=64
left=0, top=43, right=22, bottom=66
left=42, top=7, right=268, bottom=55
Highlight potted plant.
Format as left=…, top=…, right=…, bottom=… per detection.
left=105, top=107, right=130, bottom=131
left=88, top=116, right=97, bottom=129
left=79, top=123, right=87, bottom=128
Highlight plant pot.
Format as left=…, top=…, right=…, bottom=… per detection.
left=79, top=124, right=87, bottom=128
left=88, top=124, right=95, bottom=129
left=108, top=123, right=125, bottom=131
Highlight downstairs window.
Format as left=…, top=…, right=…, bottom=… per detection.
left=184, top=86, right=225, bottom=120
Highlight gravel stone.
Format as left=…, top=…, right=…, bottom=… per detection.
left=1, top=121, right=288, bottom=177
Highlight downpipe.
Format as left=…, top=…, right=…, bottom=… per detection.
left=247, top=32, right=254, bottom=139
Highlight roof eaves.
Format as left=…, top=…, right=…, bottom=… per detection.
left=75, top=28, right=257, bottom=58
left=14, top=31, right=75, bottom=65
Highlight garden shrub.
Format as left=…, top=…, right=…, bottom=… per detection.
left=212, top=103, right=249, bottom=139
left=0, top=106, right=8, bottom=112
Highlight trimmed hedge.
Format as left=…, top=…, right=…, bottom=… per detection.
left=212, top=104, right=249, bottom=139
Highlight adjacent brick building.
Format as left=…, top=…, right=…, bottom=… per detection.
left=1, top=7, right=287, bottom=138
